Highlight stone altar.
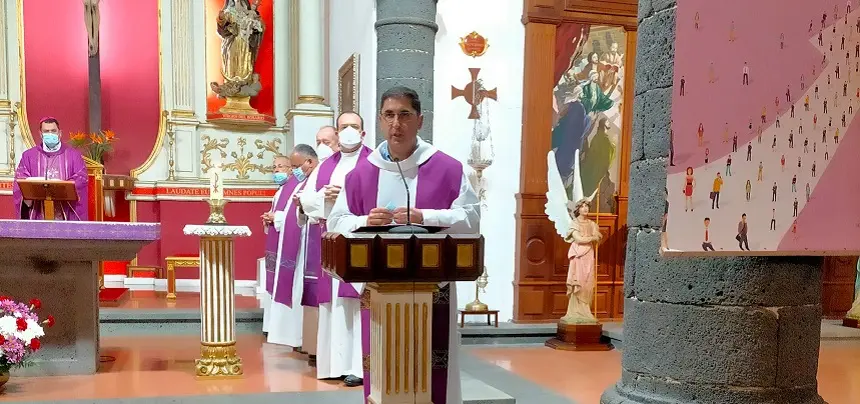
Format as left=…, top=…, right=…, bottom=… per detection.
left=0, top=220, right=160, bottom=376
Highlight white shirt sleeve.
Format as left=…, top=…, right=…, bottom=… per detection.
left=297, top=188, right=326, bottom=226
left=420, top=172, right=481, bottom=234
left=273, top=210, right=286, bottom=232
left=327, top=181, right=369, bottom=234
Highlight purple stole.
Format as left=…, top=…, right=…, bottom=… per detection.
left=301, top=146, right=373, bottom=307
left=264, top=177, right=300, bottom=295
left=344, top=150, right=462, bottom=404
left=272, top=179, right=310, bottom=307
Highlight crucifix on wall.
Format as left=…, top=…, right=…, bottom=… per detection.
left=451, top=68, right=498, bottom=120
left=84, top=0, right=101, bottom=134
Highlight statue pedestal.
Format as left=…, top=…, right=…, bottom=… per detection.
left=183, top=224, right=252, bottom=378
left=545, top=321, right=613, bottom=351
left=207, top=96, right=275, bottom=127
left=843, top=295, right=860, bottom=328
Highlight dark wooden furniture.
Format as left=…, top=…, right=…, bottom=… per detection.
left=459, top=309, right=499, bottom=328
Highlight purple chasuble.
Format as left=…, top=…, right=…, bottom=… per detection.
left=272, top=179, right=309, bottom=307
left=264, top=176, right=300, bottom=295
left=301, top=146, right=372, bottom=307
left=13, top=144, right=89, bottom=221
left=344, top=150, right=463, bottom=404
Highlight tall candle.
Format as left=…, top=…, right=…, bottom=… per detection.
left=209, top=157, right=224, bottom=201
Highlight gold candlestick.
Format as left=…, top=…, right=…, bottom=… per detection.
left=207, top=199, right=229, bottom=225
left=465, top=266, right=489, bottom=312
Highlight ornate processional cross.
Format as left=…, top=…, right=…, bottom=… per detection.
left=84, top=0, right=102, bottom=134
left=451, top=68, right=498, bottom=120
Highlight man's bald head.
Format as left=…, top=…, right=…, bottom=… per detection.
left=316, top=125, right=339, bottom=152
left=336, top=111, right=364, bottom=132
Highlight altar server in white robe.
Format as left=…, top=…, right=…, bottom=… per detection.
left=261, top=156, right=295, bottom=334
left=327, top=87, right=480, bottom=404
left=297, top=112, right=372, bottom=385
left=266, top=144, right=319, bottom=348
left=292, top=126, right=338, bottom=364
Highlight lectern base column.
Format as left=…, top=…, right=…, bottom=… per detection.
left=366, top=282, right=436, bottom=404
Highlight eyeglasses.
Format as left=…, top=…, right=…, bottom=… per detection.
left=381, top=111, right=416, bottom=124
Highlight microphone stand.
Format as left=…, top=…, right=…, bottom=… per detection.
left=389, top=158, right=428, bottom=234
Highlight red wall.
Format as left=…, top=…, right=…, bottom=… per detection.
left=0, top=195, right=15, bottom=219
left=23, top=0, right=160, bottom=176
left=136, top=200, right=269, bottom=280
left=205, top=0, right=275, bottom=116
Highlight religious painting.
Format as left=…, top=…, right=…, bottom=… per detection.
left=547, top=23, right=626, bottom=215
left=338, top=53, right=360, bottom=115
left=664, top=0, right=860, bottom=256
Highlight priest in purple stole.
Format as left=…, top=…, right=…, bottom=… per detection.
left=261, top=156, right=296, bottom=334
left=13, top=117, right=88, bottom=221
left=297, top=113, right=372, bottom=386
left=327, top=88, right=480, bottom=404
left=267, top=144, right=319, bottom=348
left=293, top=126, right=339, bottom=365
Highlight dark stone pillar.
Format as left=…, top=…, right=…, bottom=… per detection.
left=375, top=0, right=437, bottom=144
left=600, top=1, right=827, bottom=403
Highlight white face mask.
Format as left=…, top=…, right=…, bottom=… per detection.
left=338, top=127, right=362, bottom=148
left=316, top=143, right=334, bottom=161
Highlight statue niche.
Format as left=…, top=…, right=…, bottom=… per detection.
left=208, top=0, right=272, bottom=125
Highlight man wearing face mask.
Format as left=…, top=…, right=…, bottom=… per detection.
left=296, top=112, right=371, bottom=385
left=315, top=125, right=339, bottom=161
left=260, top=156, right=297, bottom=336
left=13, top=117, right=88, bottom=221
left=267, top=144, right=318, bottom=350
left=328, top=87, right=480, bottom=404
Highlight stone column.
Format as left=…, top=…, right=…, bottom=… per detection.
left=600, top=2, right=826, bottom=404
left=375, top=0, right=437, bottom=144
left=296, top=0, right=326, bottom=106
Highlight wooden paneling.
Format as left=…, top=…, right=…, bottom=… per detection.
left=822, top=256, right=857, bottom=318
left=513, top=1, right=637, bottom=323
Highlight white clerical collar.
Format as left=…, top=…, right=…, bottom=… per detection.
left=340, top=146, right=362, bottom=157
left=368, top=137, right=437, bottom=172
left=43, top=142, right=61, bottom=153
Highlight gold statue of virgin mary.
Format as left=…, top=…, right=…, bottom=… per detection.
left=209, top=0, right=269, bottom=122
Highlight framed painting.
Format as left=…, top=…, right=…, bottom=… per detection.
left=338, top=53, right=360, bottom=114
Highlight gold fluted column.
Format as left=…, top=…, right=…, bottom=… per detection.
left=367, top=283, right=437, bottom=404
left=183, top=224, right=252, bottom=378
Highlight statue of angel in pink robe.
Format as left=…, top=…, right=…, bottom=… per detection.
left=561, top=198, right=602, bottom=324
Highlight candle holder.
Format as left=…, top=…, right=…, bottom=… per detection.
left=206, top=199, right=229, bottom=225
left=464, top=266, right=489, bottom=312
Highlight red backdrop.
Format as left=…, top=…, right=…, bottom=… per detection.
left=22, top=0, right=160, bottom=176
left=205, top=0, right=274, bottom=116
left=136, top=200, right=268, bottom=280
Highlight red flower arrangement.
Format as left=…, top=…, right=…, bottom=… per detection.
left=0, top=296, right=54, bottom=373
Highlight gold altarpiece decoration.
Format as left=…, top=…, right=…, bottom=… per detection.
left=207, top=0, right=275, bottom=126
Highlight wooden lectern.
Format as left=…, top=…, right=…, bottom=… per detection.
left=321, top=230, right=483, bottom=404
left=16, top=179, right=79, bottom=221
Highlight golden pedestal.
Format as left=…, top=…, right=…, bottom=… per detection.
left=207, top=96, right=275, bottom=127
left=183, top=224, right=252, bottom=378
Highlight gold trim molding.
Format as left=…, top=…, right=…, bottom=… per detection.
left=297, top=95, right=327, bottom=105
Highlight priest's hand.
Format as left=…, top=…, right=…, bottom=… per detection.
left=393, top=207, right=423, bottom=224
left=324, top=185, right=341, bottom=201
left=367, top=208, right=394, bottom=226
left=261, top=212, right=274, bottom=224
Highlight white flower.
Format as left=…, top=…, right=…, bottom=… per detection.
left=0, top=315, right=16, bottom=336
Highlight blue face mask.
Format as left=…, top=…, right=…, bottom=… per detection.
left=42, top=133, right=60, bottom=148
left=273, top=172, right=289, bottom=185
left=292, top=167, right=306, bottom=182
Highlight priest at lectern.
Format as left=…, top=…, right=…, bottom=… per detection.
left=12, top=117, right=88, bottom=221
left=327, top=87, right=480, bottom=404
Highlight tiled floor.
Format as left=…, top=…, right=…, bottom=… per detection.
left=3, top=335, right=859, bottom=403
left=470, top=340, right=860, bottom=404
left=104, top=290, right=260, bottom=310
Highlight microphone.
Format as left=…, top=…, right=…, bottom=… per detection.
left=389, top=157, right=428, bottom=234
